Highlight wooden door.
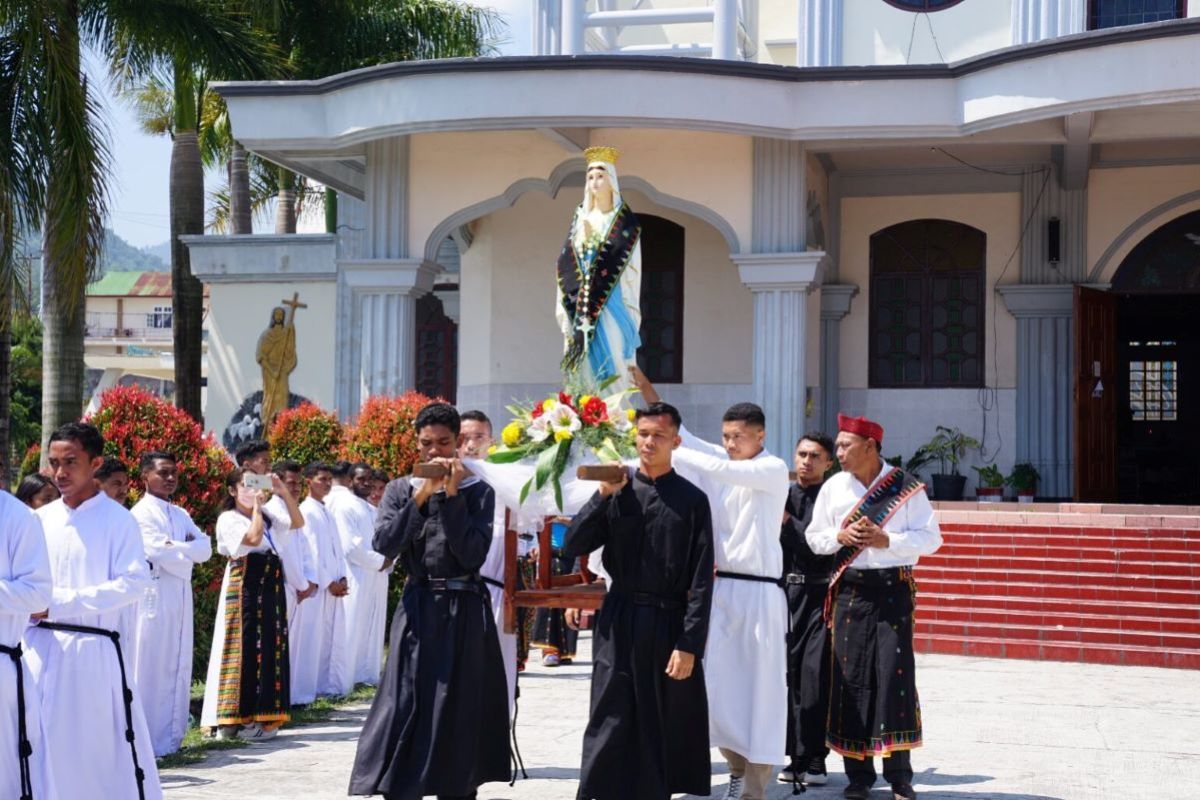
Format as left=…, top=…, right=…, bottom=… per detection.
left=1074, top=286, right=1118, bottom=500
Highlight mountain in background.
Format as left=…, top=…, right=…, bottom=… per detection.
left=101, top=229, right=167, bottom=273
left=142, top=240, right=171, bottom=265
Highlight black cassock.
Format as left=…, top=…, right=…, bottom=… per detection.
left=348, top=478, right=510, bottom=800
left=781, top=481, right=834, bottom=762
left=563, top=469, right=715, bottom=800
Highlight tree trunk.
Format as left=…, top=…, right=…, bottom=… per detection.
left=170, top=67, right=206, bottom=423
left=40, top=221, right=87, bottom=456
left=229, top=142, right=252, bottom=234
left=275, top=165, right=297, bottom=234
left=325, top=187, right=338, bottom=234
left=0, top=270, right=12, bottom=483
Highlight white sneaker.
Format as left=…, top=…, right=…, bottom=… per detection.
left=236, top=723, right=279, bottom=741
left=722, top=775, right=744, bottom=800
left=214, top=725, right=240, bottom=741
left=778, top=766, right=797, bottom=783
left=804, top=769, right=828, bottom=786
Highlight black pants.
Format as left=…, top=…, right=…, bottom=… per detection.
left=843, top=749, right=912, bottom=787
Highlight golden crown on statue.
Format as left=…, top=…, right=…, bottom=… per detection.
left=583, top=146, right=620, bottom=166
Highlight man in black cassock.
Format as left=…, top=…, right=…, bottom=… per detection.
left=348, top=403, right=510, bottom=800
left=779, top=432, right=836, bottom=788
left=563, top=401, right=715, bottom=800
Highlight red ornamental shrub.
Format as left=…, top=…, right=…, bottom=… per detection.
left=267, top=402, right=346, bottom=467
left=17, top=443, right=41, bottom=483
left=342, top=391, right=436, bottom=478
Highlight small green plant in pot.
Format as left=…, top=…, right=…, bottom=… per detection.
left=1006, top=462, right=1041, bottom=503
left=972, top=464, right=1005, bottom=503
left=923, top=425, right=981, bottom=501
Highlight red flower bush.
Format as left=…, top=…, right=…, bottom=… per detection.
left=17, top=443, right=41, bottom=483
left=267, top=402, right=346, bottom=467
left=342, top=391, right=437, bottom=478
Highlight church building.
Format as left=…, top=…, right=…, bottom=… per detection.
left=186, top=0, right=1200, bottom=503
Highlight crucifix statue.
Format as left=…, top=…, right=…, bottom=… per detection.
left=257, top=292, right=305, bottom=429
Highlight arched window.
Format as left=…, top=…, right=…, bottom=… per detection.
left=637, top=215, right=685, bottom=384
left=881, top=0, right=966, bottom=11
left=869, top=219, right=985, bottom=388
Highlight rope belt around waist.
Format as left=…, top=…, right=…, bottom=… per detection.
left=784, top=573, right=831, bottom=586
left=716, top=570, right=784, bottom=588
left=414, top=575, right=485, bottom=594
left=840, top=565, right=913, bottom=586
left=612, top=591, right=686, bottom=610
left=0, top=643, right=32, bottom=800
left=35, top=621, right=146, bottom=800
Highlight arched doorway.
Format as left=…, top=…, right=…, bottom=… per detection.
left=1109, top=209, right=1200, bottom=503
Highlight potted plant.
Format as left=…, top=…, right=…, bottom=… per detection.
left=1006, top=462, right=1041, bottom=503
left=924, top=425, right=981, bottom=501
left=972, top=464, right=1005, bottom=502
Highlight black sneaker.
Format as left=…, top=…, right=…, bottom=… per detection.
left=804, top=756, right=828, bottom=786
left=844, top=784, right=872, bottom=800
left=891, top=782, right=917, bottom=800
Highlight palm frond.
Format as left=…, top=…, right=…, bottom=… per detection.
left=120, top=76, right=175, bottom=137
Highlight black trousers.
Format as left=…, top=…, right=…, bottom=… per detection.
left=843, top=749, right=912, bottom=787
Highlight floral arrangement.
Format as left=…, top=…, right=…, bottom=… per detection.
left=487, top=386, right=637, bottom=508
left=267, top=402, right=347, bottom=466
left=342, top=391, right=437, bottom=478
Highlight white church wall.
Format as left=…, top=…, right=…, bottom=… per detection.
left=842, top=0, right=1013, bottom=66
left=203, top=281, right=337, bottom=439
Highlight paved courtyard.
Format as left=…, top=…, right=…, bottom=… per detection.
left=162, top=632, right=1200, bottom=800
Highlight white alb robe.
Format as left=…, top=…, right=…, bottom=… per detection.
left=327, top=485, right=389, bottom=686
left=482, top=504, right=517, bottom=713
left=805, top=463, right=942, bottom=566
left=297, top=495, right=353, bottom=699
left=25, top=494, right=162, bottom=800
left=130, top=493, right=212, bottom=756
left=671, top=431, right=791, bottom=767
left=265, top=495, right=317, bottom=704
left=200, top=509, right=295, bottom=727
left=0, top=492, right=57, bottom=800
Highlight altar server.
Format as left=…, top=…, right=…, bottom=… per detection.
left=268, top=460, right=320, bottom=704
left=328, top=461, right=391, bottom=687
left=131, top=451, right=213, bottom=756
left=25, top=422, right=162, bottom=799
left=349, top=403, right=509, bottom=799
left=297, top=462, right=352, bottom=699
left=631, top=366, right=789, bottom=800
left=0, top=491, right=56, bottom=800
left=805, top=414, right=941, bottom=800
left=564, top=402, right=714, bottom=800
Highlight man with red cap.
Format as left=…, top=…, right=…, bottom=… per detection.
left=805, top=413, right=942, bottom=800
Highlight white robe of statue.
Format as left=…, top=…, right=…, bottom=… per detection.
left=25, top=494, right=163, bottom=800
left=327, top=485, right=389, bottom=687
left=131, top=493, right=213, bottom=756
left=671, top=430, right=791, bottom=768
left=0, top=493, right=57, bottom=800
left=297, top=495, right=353, bottom=699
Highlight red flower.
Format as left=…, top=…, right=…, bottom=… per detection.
left=558, top=391, right=575, bottom=410
left=581, top=396, right=608, bottom=426
left=531, top=403, right=545, bottom=419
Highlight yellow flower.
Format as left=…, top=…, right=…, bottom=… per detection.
left=487, top=444, right=498, bottom=456
left=578, top=394, right=593, bottom=407
left=554, top=428, right=574, bottom=443
left=501, top=422, right=524, bottom=447
left=542, top=398, right=558, bottom=412
left=625, top=408, right=636, bottom=422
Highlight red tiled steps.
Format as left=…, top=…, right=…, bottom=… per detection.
left=918, top=601, right=1200, bottom=634
left=919, top=552, right=1200, bottom=577
left=914, top=633, right=1200, bottom=669
left=916, top=575, right=1198, bottom=606
left=919, top=592, right=1200, bottom=621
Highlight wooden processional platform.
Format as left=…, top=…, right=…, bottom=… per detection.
left=499, top=512, right=606, bottom=634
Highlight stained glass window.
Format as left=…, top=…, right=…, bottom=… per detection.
left=869, top=219, right=985, bottom=388
left=416, top=293, right=457, bottom=402
left=1089, top=0, right=1184, bottom=30
left=1111, top=209, right=1200, bottom=293
left=637, top=215, right=685, bottom=384
left=1128, top=342, right=1179, bottom=422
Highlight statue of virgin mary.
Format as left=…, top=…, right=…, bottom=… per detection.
left=555, top=146, right=642, bottom=391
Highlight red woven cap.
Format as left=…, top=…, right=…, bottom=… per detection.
left=837, top=413, right=883, bottom=445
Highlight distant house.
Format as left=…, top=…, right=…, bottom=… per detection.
left=84, top=271, right=209, bottom=410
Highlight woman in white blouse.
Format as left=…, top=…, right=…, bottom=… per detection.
left=199, top=466, right=303, bottom=741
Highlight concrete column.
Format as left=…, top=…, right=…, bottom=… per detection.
left=1012, top=0, right=1086, bottom=45
left=797, top=0, right=843, bottom=67
left=713, top=0, right=738, bottom=60
left=734, top=253, right=827, bottom=459
left=998, top=285, right=1074, bottom=498
left=1020, top=163, right=1087, bottom=284
left=562, top=0, right=585, bottom=55
left=819, top=284, right=858, bottom=437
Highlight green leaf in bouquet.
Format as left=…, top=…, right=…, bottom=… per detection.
left=533, top=439, right=563, bottom=490
left=487, top=446, right=531, bottom=464
left=552, top=474, right=564, bottom=510
left=596, top=374, right=620, bottom=392
left=519, top=476, right=533, bottom=505
left=594, top=437, right=623, bottom=464
left=505, top=403, right=530, bottom=419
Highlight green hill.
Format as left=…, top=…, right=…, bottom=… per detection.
left=100, top=229, right=167, bottom=273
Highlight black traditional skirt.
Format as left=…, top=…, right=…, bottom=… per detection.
left=216, top=551, right=290, bottom=726
left=531, top=551, right=580, bottom=658
left=826, top=566, right=921, bottom=760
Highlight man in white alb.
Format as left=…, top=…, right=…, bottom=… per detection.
left=131, top=451, right=213, bottom=756
left=298, top=461, right=353, bottom=698
left=266, top=459, right=319, bottom=704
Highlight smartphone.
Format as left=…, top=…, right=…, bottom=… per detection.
left=242, top=473, right=273, bottom=491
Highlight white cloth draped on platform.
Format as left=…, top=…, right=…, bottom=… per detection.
left=671, top=429, right=791, bottom=768
left=0, top=493, right=56, bottom=800
left=26, top=494, right=162, bottom=800
left=298, top=496, right=353, bottom=699
left=327, top=485, right=389, bottom=687
left=481, top=504, right=517, bottom=713
left=130, top=494, right=212, bottom=756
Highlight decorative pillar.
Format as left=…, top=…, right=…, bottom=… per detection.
left=1012, top=0, right=1086, bottom=45
left=734, top=253, right=827, bottom=460
left=713, top=0, right=738, bottom=60
left=819, top=284, right=858, bottom=437
left=998, top=285, right=1075, bottom=498
left=335, top=135, right=436, bottom=416
left=561, top=0, right=585, bottom=55
left=1020, top=163, right=1088, bottom=284
left=797, top=0, right=843, bottom=67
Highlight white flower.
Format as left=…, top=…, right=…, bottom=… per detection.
left=528, top=414, right=552, bottom=442
left=547, top=403, right=582, bottom=434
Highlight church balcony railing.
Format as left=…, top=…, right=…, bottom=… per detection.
left=540, top=0, right=754, bottom=61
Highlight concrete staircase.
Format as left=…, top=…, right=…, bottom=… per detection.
left=915, top=503, right=1200, bottom=669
